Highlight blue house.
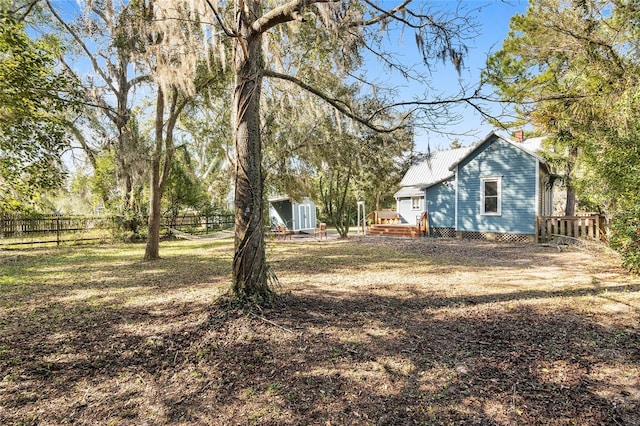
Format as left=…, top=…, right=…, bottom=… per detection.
left=394, top=132, right=553, bottom=241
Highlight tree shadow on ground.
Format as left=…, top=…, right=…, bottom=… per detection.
left=195, top=287, right=639, bottom=425
left=2, top=282, right=638, bottom=425
left=270, top=237, right=618, bottom=280
left=1, top=238, right=638, bottom=425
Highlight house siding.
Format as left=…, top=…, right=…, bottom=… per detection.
left=397, top=197, right=423, bottom=225
left=456, top=137, right=537, bottom=234
left=426, top=179, right=456, bottom=228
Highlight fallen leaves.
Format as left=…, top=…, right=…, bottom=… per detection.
left=0, top=238, right=639, bottom=424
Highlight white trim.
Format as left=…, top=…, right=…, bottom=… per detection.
left=411, top=196, right=421, bottom=210
left=480, top=176, right=502, bottom=216
left=548, top=180, right=554, bottom=215
left=454, top=165, right=459, bottom=230
left=423, top=187, right=428, bottom=220
left=535, top=161, right=540, bottom=216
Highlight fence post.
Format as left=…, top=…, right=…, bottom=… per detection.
left=56, top=217, right=61, bottom=246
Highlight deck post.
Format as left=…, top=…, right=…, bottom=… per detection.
left=56, top=217, right=61, bottom=246
left=424, top=211, right=429, bottom=238
left=356, top=201, right=366, bottom=235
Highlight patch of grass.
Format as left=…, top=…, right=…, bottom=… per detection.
left=0, top=237, right=639, bottom=425
left=266, top=382, right=283, bottom=396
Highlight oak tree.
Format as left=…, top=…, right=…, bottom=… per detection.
left=131, top=0, right=477, bottom=302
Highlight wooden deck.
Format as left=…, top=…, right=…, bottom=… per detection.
left=366, top=223, right=422, bottom=238
left=362, top=210, right=426, bottom=238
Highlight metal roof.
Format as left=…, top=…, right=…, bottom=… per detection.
left=493, top=131, right=547, bottom=153
left=395, top=132, right=549, bottom=199
left=268, top=195, right=290, bottom=202
left=520, top=136, right=546, bottom=153
left=399, top=147, right=471, bottom=189
left=393, top=186, right=425, bottom=199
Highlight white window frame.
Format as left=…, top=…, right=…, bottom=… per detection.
left=481, top=176, right=502, bottom=216
left=411, top=196, right=421, bottom=210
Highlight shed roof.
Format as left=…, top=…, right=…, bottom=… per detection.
left=398, top=147, right=471, bottom=190
left=268, top=195, right=291, bottom=203
left=268, top=195, right=313, bottom=203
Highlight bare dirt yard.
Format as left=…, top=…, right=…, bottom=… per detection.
left=1, top=236, right=639, bottom=425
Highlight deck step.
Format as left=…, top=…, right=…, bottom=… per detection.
left=367, top=224, right=422, bottom=238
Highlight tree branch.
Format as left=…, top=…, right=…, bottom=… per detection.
left=203, top=0, right=237, bottom=37
left=252, top=0, right=337, bottom=34
left=263, top=69, right=408, bottom=133
left=12, top=0, right=39, bottom=22
left=352, top=0, right=412, bottom=27
left=62, top=119, right=99, bottom=169
left=45, top=0, right=118, bottom=95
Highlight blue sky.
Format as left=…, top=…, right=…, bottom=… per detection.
left=52, top=0, right=529, bottom=158
left=366, top=1, right=529, bottom=152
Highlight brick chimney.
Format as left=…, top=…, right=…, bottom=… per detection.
left=513, top=129, right=525, bottom=143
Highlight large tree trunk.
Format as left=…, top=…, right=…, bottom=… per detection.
left=565, top=183, right=576, bottom=216
left=231, top=0, right=270, bottom=301
left=144, top=86, right=165, bottom=261
left=144, top=86, right=179, bottom=261
left=144, top=157, right=162, bottom=260
left=564, top=146, right=578, bottom=216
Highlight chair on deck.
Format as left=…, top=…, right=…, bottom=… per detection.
left=314, top=222, right=327, bottom=240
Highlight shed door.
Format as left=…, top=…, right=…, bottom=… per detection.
left=298, top=204, right=311, bottom=230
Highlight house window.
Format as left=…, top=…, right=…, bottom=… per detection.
left=411, top=196, right=421, bottom=210
left=481, top=177, right=501, bottom=215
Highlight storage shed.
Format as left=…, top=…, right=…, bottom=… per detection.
left=268, top=196, right=317, bottom=233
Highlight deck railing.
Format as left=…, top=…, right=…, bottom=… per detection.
left=364, top=211, right=428, bottom=229
left=367, top=210, right=401, bottom=225
left=535, top=214, right=607, bottom=243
